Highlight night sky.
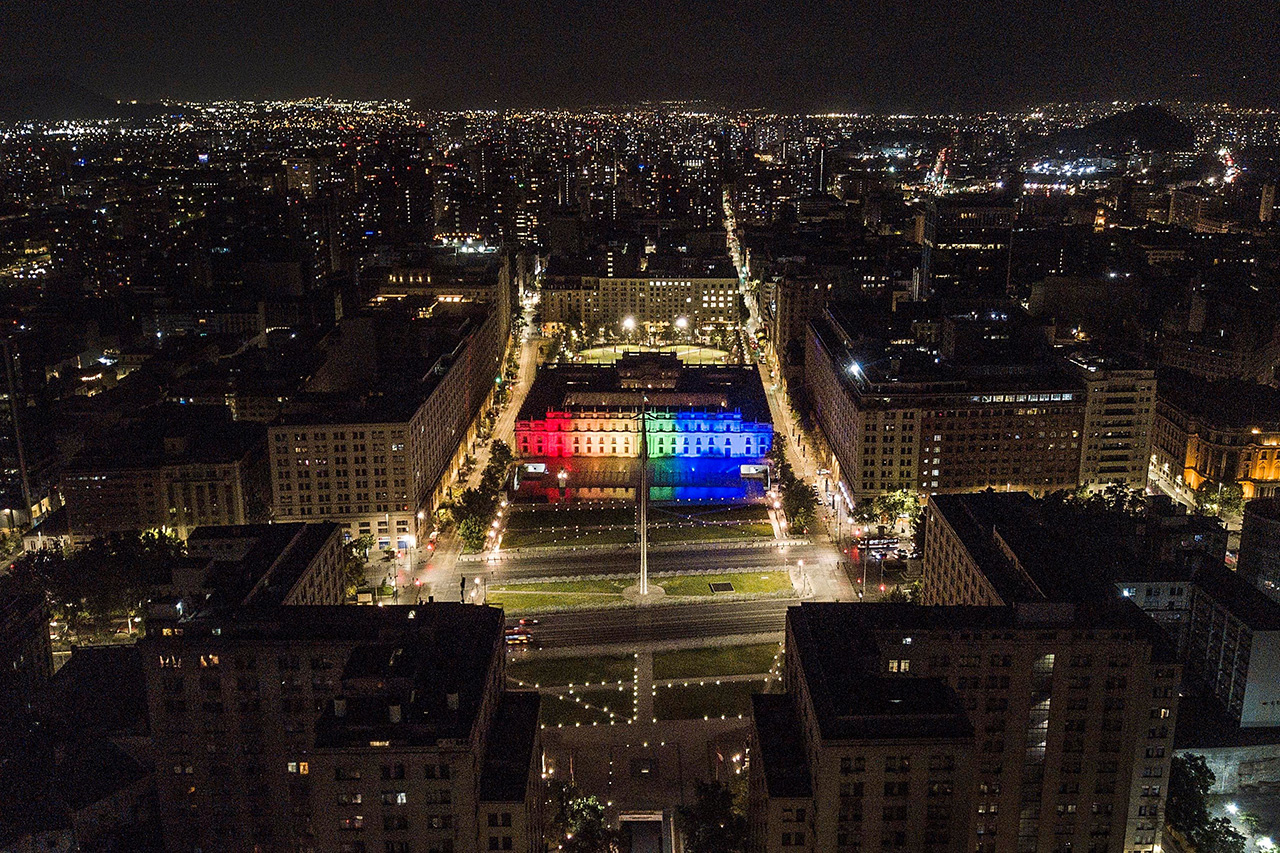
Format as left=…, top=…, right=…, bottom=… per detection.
left=1, top=0, right=1277, bottom=111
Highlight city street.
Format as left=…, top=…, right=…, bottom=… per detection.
left=510, top=598, right=793, bottom=647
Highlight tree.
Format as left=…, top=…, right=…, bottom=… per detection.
left=490, top=439, right=515, bottom=470
left=339, top=535, right=374, bottom=597
left=1195, top=480, right=1245, bottom=519
left=548, top=780, right=621, bottom=853
left=677, top=781, right=747, bottom=853
left=1168, top=754, right=1246, bottom=853
left=11, top=529, right=184, bottom=628
left=457, top=516, right=487, bottom=552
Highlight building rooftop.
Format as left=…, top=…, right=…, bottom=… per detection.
left=1193, top=561, right=1280, bottom=632
left=789, top=602, right=1174, bottom=743
left=929, top=490, right=1219, bottom=605
left=31, top=645, right=148, bottom=740
left=517, top=361, right=772, bottom=424
left=64, top=403, right=265, bottom=472
left=191, top=522, right=340, bottom=610
left=788, top=604, right=977, bottom=743
left=1156, top=367, right=1280, bottom=430
left=280, top=303, right=491, bottom=425
left=811, top=306, right=1081, bottom=401
left=479, top=691, right=541, bottom=803
left=751, top=694, right=813, bottom=798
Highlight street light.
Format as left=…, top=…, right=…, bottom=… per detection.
left=622, top=316, right=636, bottom=356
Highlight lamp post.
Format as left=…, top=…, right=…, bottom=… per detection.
left=637, top=394, right=650, bottom=596
left=622, top=316, right=636, bottom=358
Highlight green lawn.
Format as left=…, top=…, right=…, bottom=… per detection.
left=501, top=526, right=635, bottom=549
left=491, top=578, right=633, bottom=595
left=486, top=577, right=633, bottom=614
left=653, top=644, right=782, bottom=680
left=657, top=572, right=793, bottom=598
left=653, top=680, right=768, bottom=720
left=504, top=507, right=636, bottom=531
left=648, top=522, right=774, bottom=544
left=539, top=688, right=628, bottom=726
left=507, top=654, right=636, bottom=688
left=651, top=505, right=770, bottom=524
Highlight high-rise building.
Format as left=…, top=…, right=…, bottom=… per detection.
left=1072, top=358, right=1156, bottom=491
left=143, top=604, right=543, bottom=853
left=916, top=198, right=1014, bottom=298
left=1186, top=561, right=1280, bottom=728
left=749, top=601, right=1178, bottom=853
left=0, top=576, right=52, bottom=720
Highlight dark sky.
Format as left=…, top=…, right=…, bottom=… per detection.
left=1, top=0, right=1277, bottom=111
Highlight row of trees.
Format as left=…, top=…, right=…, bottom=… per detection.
left=444, top=440, right=515, bottom=552
left=11, top=530, right=184, bottom=630
left=766, top=437, right=817, bottom=533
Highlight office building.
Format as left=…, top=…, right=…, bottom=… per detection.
left=1187, top=561, right=1280, bottom=728
left=172, top=522, right=348, bottom=613
left=805, top=306, right=1085, bottom=500
left=269, top=303, right=504, bottom=549
left=750, top=601, right=1178, bottom=853
left=540, top=256, right=740, bottom=332
left=916, top=197, right=1014, bottom=298
left=142, top=604, right=542, bottom=853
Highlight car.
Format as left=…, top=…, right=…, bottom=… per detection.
left=517, top=617, right=539, bottom=626
left=894, top=548, right=909, bottom=560
left=504, top=627, right=532, bottom=645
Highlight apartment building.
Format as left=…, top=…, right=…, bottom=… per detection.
left=750, top=602, right=1179, bottom=853
left=1073, top=358, right=1156, bottom=491
left=142, top=604, right=542, bottom=853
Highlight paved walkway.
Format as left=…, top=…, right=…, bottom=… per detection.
left=418, top=333, right=540, bottom=603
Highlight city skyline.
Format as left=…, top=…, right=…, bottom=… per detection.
left=1, top=0, right=1278, bottom=111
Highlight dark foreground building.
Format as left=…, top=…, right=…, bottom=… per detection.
left=142, top=604, right=542, bottom=853
left=750, top=603, right=1178, bottom=853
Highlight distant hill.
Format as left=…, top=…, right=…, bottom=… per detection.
left=0, top=75, right=165, bottom=122
left=1032, top=105, right=1195, bottom=156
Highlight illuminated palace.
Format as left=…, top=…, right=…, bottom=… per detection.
left=515, top=355, right=773, bottom=462
left=1151, top=367, right=1280, bottom=501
